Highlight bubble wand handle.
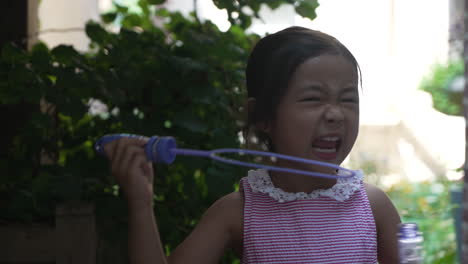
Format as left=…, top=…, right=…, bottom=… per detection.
left=95, top=134, right=355, bottom=179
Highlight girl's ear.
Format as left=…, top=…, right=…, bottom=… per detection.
left=247, top=97, right=270, bottom=133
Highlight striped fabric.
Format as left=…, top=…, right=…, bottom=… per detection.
left=241, top=173, right=377, bottom=264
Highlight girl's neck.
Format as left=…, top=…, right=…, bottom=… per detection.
left=269, top=171, right=337, bottom=193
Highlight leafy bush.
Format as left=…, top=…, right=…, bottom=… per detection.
left=1, top=10, right=252, bottom=260
left=419, top=60, right=464, bottom=116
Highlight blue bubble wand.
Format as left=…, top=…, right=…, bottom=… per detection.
left=95, top=134, right=355, bottom=179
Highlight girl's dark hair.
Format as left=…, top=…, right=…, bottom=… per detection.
left=244, top=26, right=361, bottom=150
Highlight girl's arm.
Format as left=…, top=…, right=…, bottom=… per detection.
left=168, top=191, right=243, bottom=263
left=105, top=138, right=242, bottom=264
left=365, top=183, right=401, bottom=264
left=128, top=204, right=167, bottom=264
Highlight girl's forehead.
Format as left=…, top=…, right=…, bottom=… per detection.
left=290, top=55, right=359, bottom=87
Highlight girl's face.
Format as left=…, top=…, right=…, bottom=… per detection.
left=266, top=54, right=359, bottom=172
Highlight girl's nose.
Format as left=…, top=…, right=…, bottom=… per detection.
left=324, top=105, right=344, bottom=124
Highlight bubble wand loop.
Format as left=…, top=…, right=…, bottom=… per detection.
left=95, top=134, right=355, bottom=179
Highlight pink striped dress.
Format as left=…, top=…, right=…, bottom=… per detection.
left=241, top=169, right=377, bottom=264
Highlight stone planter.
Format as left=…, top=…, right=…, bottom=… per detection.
left=0, top=202, right=97, bottom=264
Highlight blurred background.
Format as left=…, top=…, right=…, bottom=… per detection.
left=38, top=0, right=465, bottom=184
left=1, top=0, right=465, bottom=263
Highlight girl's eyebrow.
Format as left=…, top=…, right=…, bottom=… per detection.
left=299, top=85, right=358, bottom=94
left=299, top=85, right=323, bottom=93
left=342, top=86, right=359, bottom=94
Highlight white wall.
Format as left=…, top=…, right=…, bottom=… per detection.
left=38, top=0, right=101, bottom=51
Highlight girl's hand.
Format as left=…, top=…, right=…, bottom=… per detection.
left=104, top=137, right=154, bottom=209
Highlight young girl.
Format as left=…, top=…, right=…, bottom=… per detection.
left=104, top=26, right=401, bottom=263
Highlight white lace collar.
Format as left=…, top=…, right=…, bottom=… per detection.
left=246, top=169, right=363, bottom=203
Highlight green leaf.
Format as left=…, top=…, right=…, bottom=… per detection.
left=295, top=0, right=319, bottom=21
left=155, top=8, right=170, bottom=17
left=239, top=13, right=252, bottom=29
left=264, top=0, right=283, bottom=10
left=30, top=42, right=50, bottom=68
left=51, top=45, right=79, bottom=65
left=147, top=0, right=166, bottom=5
left=247, top=2, right=262, bottom=13
left=212, top=0, right=228, bottom=9
left=85, top=22, right=110, bottom=44
left=101, top=12, right=118, bottom=24
left=121, top=14, right=143, bottom=28
left=31, top=42, right=49, bottom=54
left=114, top=3, right=129, bottom=13
left=138, top=0, right=151, bottom=15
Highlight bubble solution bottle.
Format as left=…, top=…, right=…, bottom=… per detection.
left=398, top=223, right=423, bottom=264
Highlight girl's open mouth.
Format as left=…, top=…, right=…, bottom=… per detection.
left=311, top=136, right=341, bottom=160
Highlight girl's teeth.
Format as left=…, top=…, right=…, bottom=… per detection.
left=313, top=147, right=337, bottom=153
left=322, top=137, right=339, bottom=141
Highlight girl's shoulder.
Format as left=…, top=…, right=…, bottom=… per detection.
left=364, top=183, right=397, bottom=215
left=215, top=191, right=244, bottom=215
left=208, top=191, right=243, bottom=229
left=364, top=182, right=401, bottom=237
left=364, top=183, right=401, bottom=262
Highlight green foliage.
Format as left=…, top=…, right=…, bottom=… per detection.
left=386, top=180, right=460, bottom=263
left=103, top=0, right=319, bottom=30
left=213, top=0, right=319, bottom=28
left=1, top=0, right=319, bottom=263
left=1, top=12, right=251, bottom=257
left=419, top=60, right=464, bottom=116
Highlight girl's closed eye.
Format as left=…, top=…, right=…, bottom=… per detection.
left=342, top=97, right=358, bottom=103
left=300, top=96, right=322, bottom=102
left=306, top=97, right=321, bottom=102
